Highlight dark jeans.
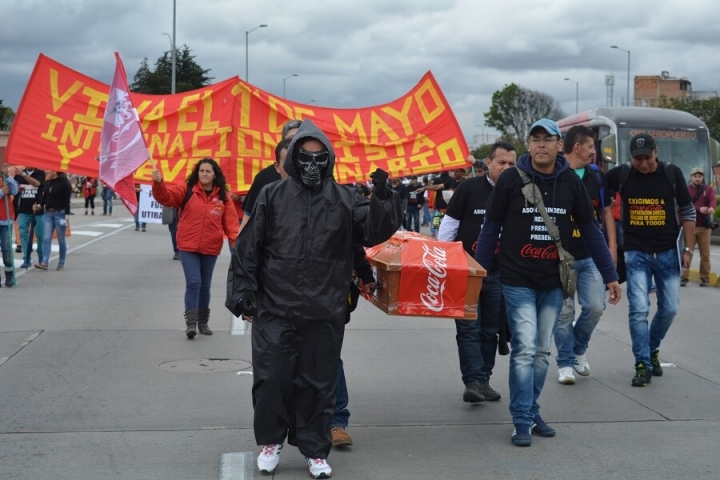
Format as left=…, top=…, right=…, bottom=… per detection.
left=168, top=215, right=179, bottom=254
left=330, top=358, right=349, bottom=428
left=84, top=197, right=95, bottom=210
left=406, top=205, right=421, bottom=232
left=179, top=251, right=218, bottom=310
left=455, top=271, right=503, bottom=387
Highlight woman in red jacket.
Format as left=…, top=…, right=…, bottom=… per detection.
left=152, top=158, right=238, bottom=339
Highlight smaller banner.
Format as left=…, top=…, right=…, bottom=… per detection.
left=137, top=184, right=163, bottom=224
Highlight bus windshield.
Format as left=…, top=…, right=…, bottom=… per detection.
left=618, top=127, right=710, bottom=177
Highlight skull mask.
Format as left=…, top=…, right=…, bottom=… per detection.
left=294, top=147, right=330, bottom=188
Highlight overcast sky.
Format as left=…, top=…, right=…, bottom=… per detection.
left=1, top=0, right=719, bottom=145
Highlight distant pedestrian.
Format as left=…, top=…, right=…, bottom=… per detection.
left=12, top=165, right=45, bottom=268
left=35, top=170, right=72, bottom=271
left=134, top=184, right=146, bottom=232
left=83, top=176, right=97, bottom=215
left=681, top=167, right=716, bottom=287
left=101, top=183, right=114, bottom=216
left=1, top=163, right=19, bottom=286
left=152, top=158, right=238, bottom=339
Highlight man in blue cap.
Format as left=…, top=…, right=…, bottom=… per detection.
left=474, top=119, right=621, bottom=447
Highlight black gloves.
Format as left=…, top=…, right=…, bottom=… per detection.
left=370, top=168, right=390, bottom=200
left=236, top=291, right=258, bottom=317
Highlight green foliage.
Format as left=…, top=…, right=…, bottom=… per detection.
left=131, top=45, right=213, bottom=94
left=0, top=99, right=15, bottom=131
left=714, top=205, right=720, bottom=219
left=657, top=96, right=720, bottom=141
left=484, top=83, right=564, bottom=143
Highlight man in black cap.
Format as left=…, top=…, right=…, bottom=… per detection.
left=605, top=133, right=695, bottom=387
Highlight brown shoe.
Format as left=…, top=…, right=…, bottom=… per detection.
left=330, top=426, right=353, bottom=447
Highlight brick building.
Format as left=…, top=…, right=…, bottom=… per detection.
left=634, top=71, right=692, bottom=107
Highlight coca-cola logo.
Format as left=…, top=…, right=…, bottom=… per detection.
left=520, top=244, right=558, bottom=260
left=420, top=243, right=448, bottom=312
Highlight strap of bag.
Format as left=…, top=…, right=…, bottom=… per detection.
left=515, top=167, right=572, bottom=263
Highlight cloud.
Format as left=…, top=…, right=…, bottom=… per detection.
left=1, top=0, right=719, bottom=145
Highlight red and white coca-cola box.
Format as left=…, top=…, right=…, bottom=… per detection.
left=363, top=232, right=486, bottom=319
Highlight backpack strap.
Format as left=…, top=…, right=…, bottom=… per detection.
left=179, top=183, right=194, bottom=212
left=588, top=163, right=605, bottom=209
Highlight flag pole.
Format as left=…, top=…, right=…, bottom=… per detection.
left=2, top=173, right=18, bottom=286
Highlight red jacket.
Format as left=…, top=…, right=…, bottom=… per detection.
left=688, top=183, right=717, bottom=228
left=152, top=181, right=238, bottom=255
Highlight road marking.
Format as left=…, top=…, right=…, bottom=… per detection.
left=69, top=230, right=104, bottom=237
left=0, top=357, right=9, bottom=367
left=94, top=223, right=125, bottom=228
left=220, top=452, right=254, bottom=480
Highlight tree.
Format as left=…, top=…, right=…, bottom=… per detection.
left=0, top=99, right=15, bottom=131
left=657, top=95, right=720, bottom=140
left=131, top=45, right=213, bottom=94
left=484, top=83, right=564, bottom=146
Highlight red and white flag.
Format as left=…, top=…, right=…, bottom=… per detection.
left=99, top=52, right=149, bottom=215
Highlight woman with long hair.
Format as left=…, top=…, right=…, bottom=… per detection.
left=34, top=170, right=72, bottom=270
left=152, top=158, right=238, bottom=339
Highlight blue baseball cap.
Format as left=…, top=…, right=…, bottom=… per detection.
left=529, top=118, right=562, bottom=138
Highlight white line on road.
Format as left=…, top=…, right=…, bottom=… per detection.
left=220, top=452, right=254, bottom=480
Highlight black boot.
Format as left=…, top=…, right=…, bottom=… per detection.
left=197, top=309, right=213, bottom=335
left=185, top=310, right=198, bottom=339
left=4, top=271, right=14, bottom=288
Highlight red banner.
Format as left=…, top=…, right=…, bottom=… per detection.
left=6, top=54, right=468, bottom=193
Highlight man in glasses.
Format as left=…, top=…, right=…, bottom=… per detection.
left=606, top=133, right=695, bottom=387
left=474, top=119, right=621, bottom=447
left=227, top=119, right=401, bottom=478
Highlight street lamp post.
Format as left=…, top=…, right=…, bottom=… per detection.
left=162, top=33, right=176, bottom=94
left=283, top=74, right=298, bottom=98
left=564, top=78, right=579, bottom=114
left=611, top=45, right=631, bottom=106
left=245, top=24, right=267, bottom=83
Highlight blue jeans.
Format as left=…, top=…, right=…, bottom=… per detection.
left=42, top=210, right=67, bottom=266
left=422, top=203, right=431, bottom=225
left=18, top=213, right=44, bottom=264
left=554, top=257, right=605, bottom=368
left=168, top=215, right=179, bottom=254
left=134, top=210, right=146, bottom=229
left=179, top=251, right=218, bottom=310
left=330, top=358, right=349, bottom=428
left=503, top=285, right=564, bottom=426
left=0, top=224, right=13, bottom=276
left=406, top=205, right=421, bottom=232
left=455, top=271, right=503, bottom=387
left=102, top=198, right=113, bottom=215
left=625, top=249, right=680, bottom=368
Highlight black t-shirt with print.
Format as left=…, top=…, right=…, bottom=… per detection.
left=14, top=169, right=46, bottom=214
left=485, top=166, right=596, bottom=290
left=446, top=176, right=492, bottom=255
left=567, top=167, right=609, bottom=260
left=606, top=161, right=691, bottom=253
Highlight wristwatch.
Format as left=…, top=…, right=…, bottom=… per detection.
left=683, top=247, right=693, bottom=256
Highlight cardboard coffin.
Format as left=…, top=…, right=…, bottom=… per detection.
left=363, top=232, right=486, bottom=319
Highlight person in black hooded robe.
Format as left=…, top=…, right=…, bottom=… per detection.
left=227, top=119, right=401, bottom=477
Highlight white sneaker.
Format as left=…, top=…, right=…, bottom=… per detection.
left=306, top=457, right=332, bottom=479
left=558, top=366, right=576, bottom=385
left=573, top=354, right=590, bottom=376
left=257, top=444, right=282, bottom=474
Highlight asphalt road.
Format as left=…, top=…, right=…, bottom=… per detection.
left=1, top=200, right=719, bottom=480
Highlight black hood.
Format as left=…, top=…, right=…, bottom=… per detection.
left=283, top=119, right=336, bottom=183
